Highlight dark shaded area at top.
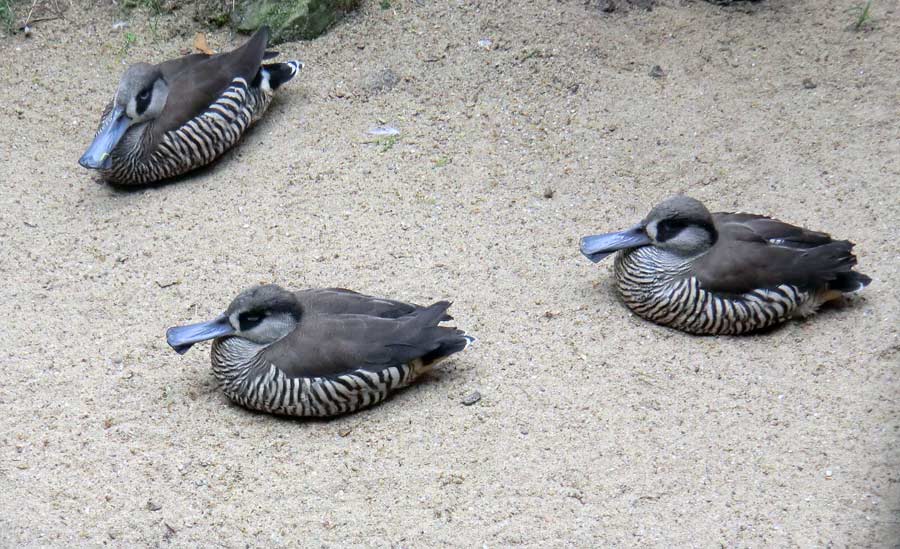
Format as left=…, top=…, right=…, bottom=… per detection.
left=231, top=0, right=360, bottom=44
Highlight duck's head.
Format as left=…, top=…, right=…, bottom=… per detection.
left=79, top=63, right=169, bottom=170
left=580, top=195, right=718, bottom=263
left=166, top=285, right=301, bottom=355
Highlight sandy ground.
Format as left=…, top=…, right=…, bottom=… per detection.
left=1, top=0, right=898, bottom=546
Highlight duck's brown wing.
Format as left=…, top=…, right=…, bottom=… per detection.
left=151, top=27, right=269, bottom=134
left=156, top=53, right=211, bottom=81
left=261, top=301, right=469, bottom=378
left=296, top=288, right=452, bottom=321
left=692, top=212, right=861, bottom=295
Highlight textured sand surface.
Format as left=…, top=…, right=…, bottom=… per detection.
left=1, top=0, right=898, bottom=546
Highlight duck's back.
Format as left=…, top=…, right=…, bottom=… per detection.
left=153, top=30, right=269, bottom=132
left=295, top=288, right=433, bottom=320
left=694, top=212, right=864, bottom=295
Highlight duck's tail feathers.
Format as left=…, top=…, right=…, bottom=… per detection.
left=416, top=301, right=453, bottom=327
left=420, top=330, right=475, bottom=366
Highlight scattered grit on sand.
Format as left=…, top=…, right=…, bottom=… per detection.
left=1, top=1, right=898, bottom=546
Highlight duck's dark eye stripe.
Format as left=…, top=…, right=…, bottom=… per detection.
left=657, top=219, right=688, bottom=242
left=238, top=311, right=265, bottom=331
left=135, top=87, right=153, bottom=114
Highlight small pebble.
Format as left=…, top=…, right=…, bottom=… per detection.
left=802, top=78, right=817, bottom=89
left=147, top=500, right=162, bottom=511
left=461, top=391, right=481, bottom=406
left=477, top=38, right=493, bottom=49
left=543, top=187, right=555, bottom=199
left=649, top=65, right=666, bottom=78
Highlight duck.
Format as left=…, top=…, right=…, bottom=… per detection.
left=78, top=26, right=301, bottom=185
left=166, top=285, right=475, bottom=417
left=579, top=195, right=871, bottom=335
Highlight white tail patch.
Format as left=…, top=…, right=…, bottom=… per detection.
left=259, top=68, right=272, bottom=94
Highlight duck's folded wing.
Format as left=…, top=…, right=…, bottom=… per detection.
left=716, top=212, right=834, bottom=249
left=156, top=53, right=211, bottom=81
left=153, top=27, right=269, bottom=132
left=297, top=288, right=452, bottom=320
left=262, top=302, right=462, bottom=378
left=694, top=213, right=858, bottom=294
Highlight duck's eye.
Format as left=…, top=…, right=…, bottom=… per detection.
left=137, top=89, right=151, bottom=100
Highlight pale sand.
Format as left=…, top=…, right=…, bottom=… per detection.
left=0, top=0, right=898, bottom=546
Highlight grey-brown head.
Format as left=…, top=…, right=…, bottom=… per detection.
left=166, top=284, right=302, bottom=354
left=79, top=63, right=169, bottom=170
left=580, top=195, right=718, bottom=262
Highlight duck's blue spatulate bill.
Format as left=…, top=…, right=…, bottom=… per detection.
left=166, top=315, right=234, bottom=354
left=580, top=225, right=650, bottom=263
left=79, top=106, right=129, bottom=170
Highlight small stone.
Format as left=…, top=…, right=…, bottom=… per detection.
left=543, top=187, right=555, bottom=199
left=477, top=38, right=493, bottom=49
left=147, top=500, right=162, bottom=512
left=802, top=78, right=817, bottom=89
left=649, top=65, right=666, bottom=78
left=461, top=391, right=481, bottom=406
left=824, top=469, right=833, bottom=479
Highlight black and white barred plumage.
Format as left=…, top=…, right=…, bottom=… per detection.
left=614, top=246, right=814, bottom=335
left=211, top=337, right=433, bottom=417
